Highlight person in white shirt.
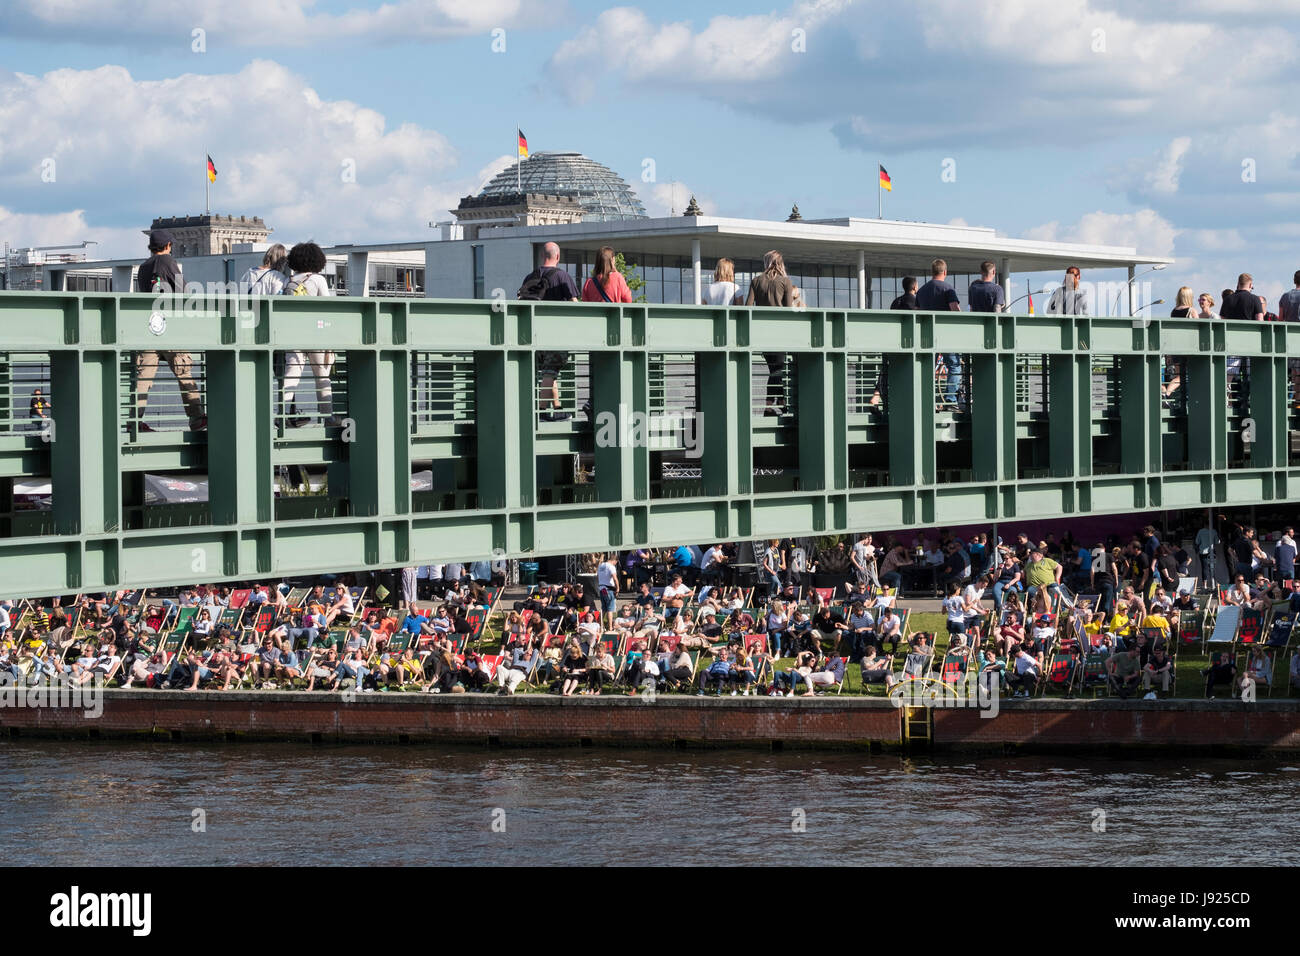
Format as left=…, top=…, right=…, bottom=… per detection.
left=281, top=242, right=338, bottom=426
left=701, top=258, right=740, bottom=306
left=596, top=555, right=619, bottom=629
left=240, top=244, right=288, bottom=296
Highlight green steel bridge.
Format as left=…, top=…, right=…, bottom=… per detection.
left=0, top=290, right=1296, bottom=595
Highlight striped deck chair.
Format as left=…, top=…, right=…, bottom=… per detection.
left=1204, top=605, right=1240, bottom=652
left=1238, top=607, right=1265, bottom=646
left=228, top=588, right=252, bottom=610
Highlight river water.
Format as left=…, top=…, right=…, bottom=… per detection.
left=4, top=742, right=1296, bottom=866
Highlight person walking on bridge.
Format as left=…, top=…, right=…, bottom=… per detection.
left=135, top=229, right=205, bottom=432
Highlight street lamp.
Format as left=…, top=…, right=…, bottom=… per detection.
left=1113, top=264, right=1167, bottom=316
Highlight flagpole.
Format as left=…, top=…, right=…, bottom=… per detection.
left=516, top=125, right=521, bottom=195
left=205, top=149, right=209, bottom=215
left=877, top=168, right=881, bottom=220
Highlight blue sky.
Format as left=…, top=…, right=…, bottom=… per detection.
left=2, top=0, right=1299, bottom=310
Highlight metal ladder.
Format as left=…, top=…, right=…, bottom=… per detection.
left=902, top=705, right=933, bottom=750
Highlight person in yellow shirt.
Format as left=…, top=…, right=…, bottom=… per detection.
left=1141, top=611, right=1171, bottom=640
left=1107, top=608, right=1132, bottom=638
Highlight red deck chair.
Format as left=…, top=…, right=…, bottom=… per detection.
left=657, top=633, right=681, bottom=655
left=228, top=588, right=252, bottom=610
left=744, top=633, right=769, bottom=656
left=814, top=587, right=836, bottom=606
left=1239, top=608, right=1264, bottom=645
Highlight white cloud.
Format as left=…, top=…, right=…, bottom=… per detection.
left=1024, top=209, right=1178, bottom=258
left=0, top=61, right=485, bottom=252
left=548, top=0, right=849, bottom=101
left=6, top=0, right=549, bottom=45
left=0, top=207, right=142, bottom=260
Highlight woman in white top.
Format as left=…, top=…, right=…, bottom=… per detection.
left=1197, top=292, right=1218, bottom=319
left=701, top=258, right=740, bottom=306
left=281, top=242, right=338, bottom=426
left=241, top=244, right=288, bottom=296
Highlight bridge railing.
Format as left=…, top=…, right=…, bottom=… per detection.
left=0, top=289, right=1297, bottom=594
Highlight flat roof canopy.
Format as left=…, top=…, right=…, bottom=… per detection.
left=481, top=215, right=1172, bottom=274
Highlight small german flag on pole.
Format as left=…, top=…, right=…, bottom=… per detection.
left=207, top=154, right=217, bottom=183
left=517, top=129, right=528, bottom=160
left=878, top=164, right=892, bottom=192
left=877, top=164, right=891, bottom=218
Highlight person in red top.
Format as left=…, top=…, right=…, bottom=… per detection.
left=581, top=246, right=634, bottom=303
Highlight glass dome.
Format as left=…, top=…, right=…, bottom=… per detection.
left=478, top=151, right=647, bottom=221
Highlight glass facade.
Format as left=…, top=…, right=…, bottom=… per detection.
left=551, top=250, right=979, bottom=309
left=479, top=152, right=647, bottom=222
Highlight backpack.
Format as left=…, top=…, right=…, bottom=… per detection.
left=283, top=274, right=317, bottom=296
left=517, top=267, right=555, bottom=301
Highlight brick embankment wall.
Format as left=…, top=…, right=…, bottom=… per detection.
left=1, top=691, right=1298, bottom=753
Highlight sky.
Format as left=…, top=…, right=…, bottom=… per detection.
left=2, top=0, right=1299, bottom=311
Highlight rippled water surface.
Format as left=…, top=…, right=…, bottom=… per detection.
left=3, top=742, right=1296, bottom=866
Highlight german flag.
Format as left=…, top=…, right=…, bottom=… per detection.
left=517, top=129, right=528, bottom=160
left=206, top=154, right=217, bottom=183
left=878, top=164, right=892, bottom=192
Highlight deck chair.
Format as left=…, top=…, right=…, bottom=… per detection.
left=283, top=587, right=310, bottom=612
left=813, top=587, right=836, bottom=607
left=227, top=588, right=251, bottom=610
left=171, top=605, right=198, bottom=639
left=1204, top=651, right=1238, bottom=697
left=1177, top=609, right=1205, bottom=648
left=1042, top=651, right=1077, bottom=697
left=1266, top=608, right=1296, bottom=650
left=1238, top=607, right=1265, bottom=645
left=251, top=605, right=279, bottom=634
left=1243, top=648, right=1278, bottom=697
left=1074, top=652, right=1108, bottom=697
left=938, top=648, right=969, bottom=688
left=217, top=605, right=244, bottom=632
left=901, top=647, right=934, bottom=682
left=1204, top=605, right=1240, bottom=652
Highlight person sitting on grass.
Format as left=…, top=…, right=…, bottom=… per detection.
left=584, top=643, right=616, bottom=695
left=1107, top=646, right=1141, bottom=699
left=859, top=645, right=897, bottom=690
left=559, top=642, right=587, bottom=697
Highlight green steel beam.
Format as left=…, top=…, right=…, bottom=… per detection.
left=3, top=290, right=1300, bottom=594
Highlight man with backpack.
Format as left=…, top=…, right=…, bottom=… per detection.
left=134, top=229, right=206, bottom=432
left=518, top=242, right=579, bottom=421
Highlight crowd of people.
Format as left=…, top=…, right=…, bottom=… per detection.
left=3, top=514, right=1299, bottom=701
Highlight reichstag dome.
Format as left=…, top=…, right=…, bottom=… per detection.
left=478, top=151, right=648, bottom=221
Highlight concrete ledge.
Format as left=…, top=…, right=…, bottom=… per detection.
left=0, top=690, right=1297, bottom=753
